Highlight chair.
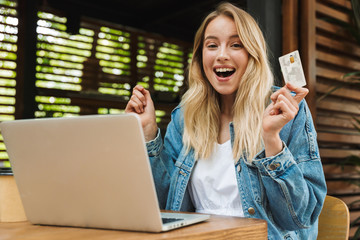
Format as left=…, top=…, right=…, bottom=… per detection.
left=317, top=195, right=350, bottom=240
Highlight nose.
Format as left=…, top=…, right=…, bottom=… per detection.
left=216, top=45, right=229, bottom=62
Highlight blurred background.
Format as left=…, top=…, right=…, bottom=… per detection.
left=0, top=0, right=359, bottom=238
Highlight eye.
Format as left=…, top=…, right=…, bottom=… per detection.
left=204, top=41, right=218, bottom=49
left=231, top=43, right=243, bottom=48
left=207, top=44, right=217, bottom=49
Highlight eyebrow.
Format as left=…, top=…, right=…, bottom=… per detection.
left=204, top=34, right=240, bottom=41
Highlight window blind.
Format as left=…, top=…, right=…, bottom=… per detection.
left=0, top=0, right=17, bottom=168
left=35, top=8, right=192, bottom=130
left=0, top=1, right=192, bottom=168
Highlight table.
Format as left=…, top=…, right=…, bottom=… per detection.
left=0, top=214, right=267, bottom=240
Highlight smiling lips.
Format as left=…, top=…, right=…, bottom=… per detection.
left=214, top=67, right=236, bottom=80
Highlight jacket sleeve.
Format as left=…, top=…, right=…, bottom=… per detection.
left=146, top=106, right=184, bottom=209
left=253, top=99, right=327, bottom=230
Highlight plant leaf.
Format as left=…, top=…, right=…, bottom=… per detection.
left=353, top=117, right=360, bottom=132
left=351, top=0, right=360, bottom=35
left=344, top=71, right=360, bottom=78
left=353, top=228, right=360, bottom=240
left=349, top=199, right=360, bottom=208
left=317, top=85, right=343, bottom=102
left=343, top=155, right=360, bottom=166
left=351, top=216, right=360, bottom=227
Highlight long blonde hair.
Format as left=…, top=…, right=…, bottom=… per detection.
left=181, top=2, right=274, bottom=162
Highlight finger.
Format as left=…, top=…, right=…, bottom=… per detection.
left=126, top=95, right=145, bottom=113
left=278, top=90, right=299, bottom=111
left=132, top=89, right=146, bottom=106
left=285, top=82, right=309, bottom=104
left=270, top=86, right=289, bottom=103
left=273, top=97, right=296, bottom=120
left=125, top=101, right=141, bottom=114
left=132, top=94, right=146, bottom=112
left=133, top=85, right=147, bottom=104
left=133, top=84, right=145, bottom=92
left=142, top=88, right=153, bottom=103
left=125, top=101, right=142, bottom=114
left=134, top=85, right=154, bottom=107
left=142, top=88, right=155, bottom=113
left=277, top=94, right=298, bottom=113
left=266, top=102, right=279, bottom=116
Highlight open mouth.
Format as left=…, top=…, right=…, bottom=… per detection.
left=214, top=68, right=235, bottom=78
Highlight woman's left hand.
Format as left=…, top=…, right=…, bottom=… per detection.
left=262, top=83, right=309, bottom=157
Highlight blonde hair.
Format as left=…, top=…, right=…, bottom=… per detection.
left=181, top=2, right=273, bottom=162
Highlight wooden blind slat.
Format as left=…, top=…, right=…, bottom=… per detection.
left=320, top=148, right=360, bottom=158
left=317, top=115, right=358, bottom=129
left=316, top=35, right=360, bottom=58
left=320, top=0, right=352, bottom=9
left=317, top=82, right=360, bottom=101
left=302, top=1, right=360, bottom=238
left=316, top=19, right=350, bottom=38
left=317, top=99, right=360, bottom=115
left=316, top=2, right=351, bottom=23
left=318, top=132, right=360, bottom=144
left=316, top=50, right=360, bottom=71
left=316, top=66, right=346, bottom=81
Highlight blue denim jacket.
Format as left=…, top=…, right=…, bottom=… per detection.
left=146, top=95, right=327, bottom=240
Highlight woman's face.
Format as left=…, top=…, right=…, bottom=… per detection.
left=202, top=15, right=249, bottom=97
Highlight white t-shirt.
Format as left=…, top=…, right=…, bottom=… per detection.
left=189, top=140, right=244, bottom=217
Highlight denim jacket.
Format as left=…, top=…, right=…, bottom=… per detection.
left=146, top=94, right=327, bottom=240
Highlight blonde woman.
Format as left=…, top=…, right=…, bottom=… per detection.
left=125, top=2, right=326, bottom=239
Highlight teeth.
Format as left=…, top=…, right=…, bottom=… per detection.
left=215, top=68, right=234, bottom=72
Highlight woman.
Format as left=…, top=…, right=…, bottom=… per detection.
left=125, top=2, right=327, bottom=239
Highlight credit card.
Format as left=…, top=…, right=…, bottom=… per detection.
left=279, top=50, right=306, bottom=87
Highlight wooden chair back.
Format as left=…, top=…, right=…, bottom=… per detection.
left=317, top=195, right=350, bottom=240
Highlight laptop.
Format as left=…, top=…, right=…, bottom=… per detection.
left=0, top=114, right=209, bottom=232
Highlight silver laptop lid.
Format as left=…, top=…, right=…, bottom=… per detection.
left=1, top=114, right=164, bottom=232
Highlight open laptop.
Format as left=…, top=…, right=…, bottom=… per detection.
left=0, top=114, right=209, bottom=232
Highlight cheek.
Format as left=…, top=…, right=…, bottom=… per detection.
left=202, top=51, right=214, bottom=71
left=238, top=52, right=249, bottom=68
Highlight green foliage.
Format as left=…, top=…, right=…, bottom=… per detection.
left=98, top=108, right=124, bottom=114
left=0, top=3, right=190, bottom=153
left=0, top=0, right=16, bottom=7
left=37, top=42, right=91, bottom=57
left=0, top=33, right=17, bottom=43
left=317, top=71, right=360, bottom=102
left=38, top=12, right=66, bottom=23
left=100, top=27, right=130, bottom=38
left=351, top=0, right=360, bottom=31
left=351, top=216, right=360, bottom=239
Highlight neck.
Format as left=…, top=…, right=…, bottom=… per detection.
left=218, top=94, right=235, bottom=144
left=220, top=94, right=235, bottom=116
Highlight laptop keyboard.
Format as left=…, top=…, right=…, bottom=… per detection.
left=162, top=217, right=184, bottom=224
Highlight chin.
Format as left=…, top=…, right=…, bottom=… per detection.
left=213, top=86, right=237, bottom=96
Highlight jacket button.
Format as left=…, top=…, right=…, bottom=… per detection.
left=248, top=207, right=255, bottom=215
left=237, top=164, right=241, bottom=172
left=269, top=163, right=280, bottom=170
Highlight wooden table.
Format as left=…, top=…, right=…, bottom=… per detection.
left=0, top=214, right=267, bottom=240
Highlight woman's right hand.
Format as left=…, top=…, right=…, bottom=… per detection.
left=125, top=85, right=158, bottom=142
